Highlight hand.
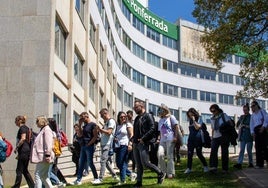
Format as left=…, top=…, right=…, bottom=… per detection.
left=127, top=145, right=132, bottom=151
left=138, top=139, right=144, bottom=144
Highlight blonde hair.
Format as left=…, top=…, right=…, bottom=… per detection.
left=36, top=116, right=48, bottom=127
left=158, top=104, right=171, bottom=117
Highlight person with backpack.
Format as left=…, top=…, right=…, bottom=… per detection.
left=209, top=104, right=234, bottom=173
left=12, top=115, right=34, bottom=188
left=91, top=108, right=119, bottom=184
left=132, top=100, right=165, bottom=188
left=184, top=108, right=209, bottom=174
left=157, top=104, right=178, bottom=179
left=70, top=112, right=99, bottom=185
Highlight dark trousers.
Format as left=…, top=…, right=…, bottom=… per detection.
left=209, top=137, right=229, bottom=171
left=187, top=141, right=207, bottom=169
left=133, top=143, right=162, bottom=184
left=254, top=126, right=267, bottom=167
left=12, top=156, right=34, bottom=188
left=149, top=143, right=159, bottom=166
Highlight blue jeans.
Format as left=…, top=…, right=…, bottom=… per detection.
left=209, top=137, right=229, bottom=171
left=115, top=145, right=131, bottom=182
left=238, top=141, right=253, bottom=164
left=77, top=145, right=98, bottom=181
left=48, top=164, right=60, bottom=185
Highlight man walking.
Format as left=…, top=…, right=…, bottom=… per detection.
left=132, top=100, right=165, bottom=188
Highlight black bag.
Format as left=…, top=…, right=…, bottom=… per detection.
left=201, top=123, right=211, bottom=148
left=220, top=115, right=238, bottom=145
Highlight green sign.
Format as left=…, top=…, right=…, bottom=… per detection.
left=123, top=0, right=178, bottom=40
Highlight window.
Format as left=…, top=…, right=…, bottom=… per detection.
left=132, top=42, right=145, bottom=60
left=73, top=111, right=80, bottom=124
left=124, top=91, right=133, bottom=108
left=218, top=72, right=234, bottom=84
left=147, top=51, right=160, bottom=68
left=199, top=68, right=216, bottom=80
left=53, top=95, right=66, bottom=132
left=89, top=18, right=96, bottom=48
left=75, top=0, right=85, bottom=22
left=74, top=50, right=84, bottom=85
left=201, top=113, right=212, bottom=124
left=163, top=83, right=178, bottom=96
left=121, top=2, right=130, bottom=21
left=89, top=74, right=96, bottom=101
left=235, top=76, right=246, bottom=86
left=122, top=60, right=131, bottom=79
left=162, top=35, right=177, bottom=49
left=55, top=18, right=67, bottom=63
left=236, top=97, right=250, bottom=106
left=122, top=31, right=131, bottom=50
left=234, top=55, right=245, bottom=65
left=181, top=88, right=197, bottom=100
left=200, top=91, right=216, bottom=102
left=148, top=103, right=160, bottom=117
left=219, top=94, right=234, bottom=105
left=179, top=63, right=197, bottom=77
left=107, top=60, right=112, bottom=83
left=132, top=16, right=144, bottom=34
left=170, top=108, right=179, bottom=120
left=117, top=84, right=123, bottom=101
left=146, top=27, right=160, bottom=43
left=163, top=59, right=178, bottom=73
left=147, top=77, right=160, bottom=92
left=256, top=99, right=266, bottom=109
left=132, top=69, right=145, bottom=86
left=99, top=89, right=104, bottom=110
left=223, top=54, right=232, bottom=63
left=99, top=44, right=105, bottom=67
left=96, top=0, right=105, bottom=20
left=181, top=111, right=188, bottom=122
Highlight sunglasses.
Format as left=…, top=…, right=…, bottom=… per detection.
left=120, top=116, right=126, bottom=119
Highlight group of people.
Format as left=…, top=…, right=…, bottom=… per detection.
left=0, top=99, right=267, bottom=188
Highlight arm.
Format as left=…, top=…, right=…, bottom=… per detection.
left=127, top=123, right=133, bottom=151
left=88, top=126, right=98, bottom=146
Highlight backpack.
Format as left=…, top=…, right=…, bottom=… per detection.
left=200, top=123, right=211, bottom=148
left=220, top=115, right=238, bottom=146
left=53, top=137, right=62, bottom=157
left=59, top=130, right=68, bottom=147
left=0, top=139, right=7, bottom=162
left=3, top=138, right=13, bottom=157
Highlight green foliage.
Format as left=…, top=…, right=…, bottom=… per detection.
left=192, top=0, right=268, bottom=98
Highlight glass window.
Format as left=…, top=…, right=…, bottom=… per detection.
left=117, top=83, right=123, bottom=101
left=236, top=97, right=250, bottom=106
left=89, top=18, right=96, bottom=49
left=163, top=83, right=178, bottom=96
left=181, top=111, right=188, bottom=122
left=132, top=69, right=145, bottom=86
left=181, top=87, right=197, bottom=100
left=235, top=76, right=246, bottom=86
left=99, top=89, right=104, bottom=110
left=99, top=43, right=105, bottom=68
left=53, top=95, right=66, bottom=132
left=223, top=54, right=232, bottom=63
left=89, top=74, right=96, bottom=101
left=170, top=108, right=179, bottom=120
left=122, top=60, right=131, bottom=79
left=147, top=77, right=160, bottom=92
left=256, top=99, right=266, bottom=109
left=132, top=42, right=145, bottom=60
left=218, top=72, right=234, bottom=84
left=199, top=68, right=216, bottom=80
left=132, top=16, right=144, bottom=34
left=121, top=2, right=130, bottom=21
left=122, top=31, right=131, bottom=50
left=200, top=91, right=216, bottom=102
left=55, top=19, right=67, bottom=63
left=124, top=91, right=133, bottom=108
left=234, top=55, right=245, bottom=65
left=73, top=111, right=80, bottom=124
left=147, top=51, right=161, bottom=68
left=201, top=113, right=212, bottom=124
left=178, top=63, right=197, bottom=77
left=75, top=0, right=85, bottom=22
left=163, top=59, right=178, bottom=73
left=162, top=35, right=177, bottom=49
left=219, top=94, right=234, bottom=105
left=146, top=27, right=160, bottom=43
left=74, top=51, right=83, bottom=85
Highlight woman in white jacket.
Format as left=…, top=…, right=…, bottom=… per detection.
left=31, top=116, right=55, bottom=188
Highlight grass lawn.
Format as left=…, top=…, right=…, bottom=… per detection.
left=69, top=157, right=245, bottom=188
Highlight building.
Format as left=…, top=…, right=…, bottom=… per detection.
left=0, top=0, right=267, bottom=185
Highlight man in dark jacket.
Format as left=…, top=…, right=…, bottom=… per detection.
left=132, top=100, right=165, bottom=188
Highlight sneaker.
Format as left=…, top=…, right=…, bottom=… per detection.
left=69, top=180, right=82, bottom=185
left=116, top=181, right=126, bottom=185
left=131, top=172, right=137, bottom=182
left=203, top=166, right=209, bottom=173
left=91, top=178, right=103, bottom=184
left=157, top=172, right=165, bottom=184
left=184, top=168, right=191, bottom=174
left=233, top=163, right=242, bottom=169
left=248, top=163, right=254, bottom=168
left=113, top=175, right=120, bottom=181
left=57, top=182, right=66, bottom=187
left=167, top=174, right=173, bottom=179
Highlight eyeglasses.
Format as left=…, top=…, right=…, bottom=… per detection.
left=120, top=116, right=126, bottom=119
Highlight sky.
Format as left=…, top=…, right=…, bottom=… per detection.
left=148, top=0, right=196, bottom=24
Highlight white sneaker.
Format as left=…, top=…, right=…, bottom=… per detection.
left=91, top=178, right=103, bottom=184
left=203, top=166, right=209, bottom=173
left=69, top=180, right=82, bottom=185
left=116, top=181, right=126, bottom=185
left=184, top=168, right=191, bottom=174
left=131, top=172, right=137, bottom=182
left=113, top=175, right=120, bottom=181
left=57, top=182, right=66, bottom=187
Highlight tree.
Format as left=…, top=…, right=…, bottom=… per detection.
left=192, top=0, right=268, bottom=99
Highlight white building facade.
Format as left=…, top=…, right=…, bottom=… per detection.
left=0, top=0, right=266, bottom=185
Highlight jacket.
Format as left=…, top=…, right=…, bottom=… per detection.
left=133, top=112, right=155, bottom=144
left=30, top=125, right=55, bottom=163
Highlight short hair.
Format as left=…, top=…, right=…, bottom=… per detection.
left=80, top=112, right=89, bottom=117
left=99, top=108, right=109, bottom=114
left=126, top=110, right=133, bottom=115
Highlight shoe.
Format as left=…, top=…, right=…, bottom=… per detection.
left=113, top=175, right=120, bottom=181
left=57, top=182, right=66, bottom=187
left=131, top=172, right=137, bottom=182
left=233, top=163, right=242, bottom=169
left=203, top=166, right=209, bottom=173
left=209, top=167, right=217, bottom=174
left=157, top=172, right=165, bottom=184
left=116, top=181, right=126, bottom=185
left=69, top=180, right=82, bottom=185
left=91, top=178, right=103, bottom=184
left=248, top=163, right=254, bottom=168
left=184, top=168, right=191, bottom=174
left=167, top=174, right=173, bottom=179
left=133, top=182, right=142, bottom=188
